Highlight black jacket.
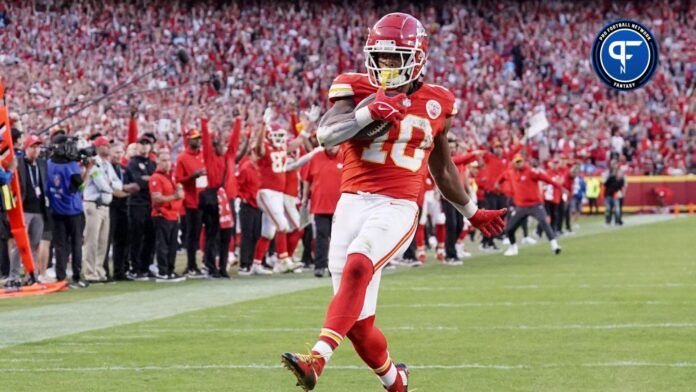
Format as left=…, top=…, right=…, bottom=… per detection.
left=124, top=155, right=155, bottom=207
left=17, top=156, right=49, bottom=216
left=604, top=175, right=625, bottom=198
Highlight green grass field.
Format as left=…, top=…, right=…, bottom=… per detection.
left=1, top=216, right=695, bottom=391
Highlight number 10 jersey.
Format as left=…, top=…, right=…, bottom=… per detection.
left=327, top=73, right=458, bottom=202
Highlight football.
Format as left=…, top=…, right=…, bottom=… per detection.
left=352, top=93, right=392, bottom=140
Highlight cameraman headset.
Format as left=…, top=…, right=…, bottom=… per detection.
left=45, top=134, right=93, bottom=288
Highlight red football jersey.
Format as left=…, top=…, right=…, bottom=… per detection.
left=258, top=140, right=287, bottom=192
left=328, top=73, right=457, bottom=202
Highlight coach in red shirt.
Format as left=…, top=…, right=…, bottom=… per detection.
left=149, top=152, right=185, bottom=282
left=302, top=146, right=342, bottom=277
left=501, top=155, right=564, bottom=256
left=175, top=129, right=206, bottom=277
left=236, top=152, right=262, bottom=275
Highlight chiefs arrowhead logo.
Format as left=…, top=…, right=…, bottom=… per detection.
left=426, top=100, right=441, bottom=119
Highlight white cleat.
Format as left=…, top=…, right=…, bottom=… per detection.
left=550, top=239, right=562, bottom=255
left=521, top=237, right=537, bottom=245
left=502, top=237, right=511, bottom=246
left=503, top=244, right=519, bottom=256
left=273, top=258, right=303, bottom=273
left=443, top=258, right=463, bottom=266
left=459, top=250, right=472, bottom=258
left=251, top=263, right=273, bottom=275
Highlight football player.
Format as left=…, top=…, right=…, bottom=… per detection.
left=281, top=13, right=506, bottom=391
left=251, top=111, right=304, bottom=275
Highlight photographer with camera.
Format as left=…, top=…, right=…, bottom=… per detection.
left=46, top=134, right=93, bottom=288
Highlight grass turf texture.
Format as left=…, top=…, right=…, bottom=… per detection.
left=0, top=216, right=694, bottom=391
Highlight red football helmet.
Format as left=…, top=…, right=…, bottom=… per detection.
left=364, top=12, right=429, bottom=89
left=266, top=122, right=287, bottom=148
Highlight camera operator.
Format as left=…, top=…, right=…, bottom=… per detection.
left=124, top=136, right=156, bottom=280
left=46, top=134, right=92, bottom=288
left=82, top=136, right=125, bottom=283
left=6, top=135, right=47, bottom=288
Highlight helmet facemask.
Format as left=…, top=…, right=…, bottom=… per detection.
left=364, top=41, right=426, bottom=89
left=267, top=126, right=287, bottom=148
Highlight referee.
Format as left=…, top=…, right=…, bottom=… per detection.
left=502, top=155, right=565, bottom=257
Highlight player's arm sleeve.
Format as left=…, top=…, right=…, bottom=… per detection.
left=316, top=98, right=373, bottom=148
left=317, top=75, right=375, bottom=147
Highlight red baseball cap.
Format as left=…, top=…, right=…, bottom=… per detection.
left=93, top=136, right=111, bottom=147
left=24, top=135, right=42, bottom=149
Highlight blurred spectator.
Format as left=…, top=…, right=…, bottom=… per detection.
left=585, top=176, right=601, bottom=215
left=569, top=164, right=585, bottom=225
left=603, top=161, right=625, bottom=226
left=0, top=1, right=690, bottom=178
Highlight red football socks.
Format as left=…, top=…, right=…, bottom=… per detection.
left=275, top=232, right=288, bottom=259
left=436, top=223, right=446, bottom=245
left=287, top=229, right=304, bottom=257
left=347, top=316, right=388, bottom=369
left=312, top=253, right=374, bottom=372
left=415, top=224, right=425, bottom=247
left=253, top=237, right=270, bottom=263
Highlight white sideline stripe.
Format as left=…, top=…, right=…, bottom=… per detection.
left=385, top=283, right=696, bottom=291
left=0, top=279, right=328, bottom=349
left=129, top=323, right=696, bottom=334
left=1, top=362, right=695, bottom=373
left=275, top=300, right=692, bottom=310
left=425, top=271, right=696, bottom=279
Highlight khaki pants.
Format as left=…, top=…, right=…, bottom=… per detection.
left=83, top=202, right=110, bottom=281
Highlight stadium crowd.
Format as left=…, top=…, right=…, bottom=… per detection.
left=0, top=0, right=694, bottom=288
